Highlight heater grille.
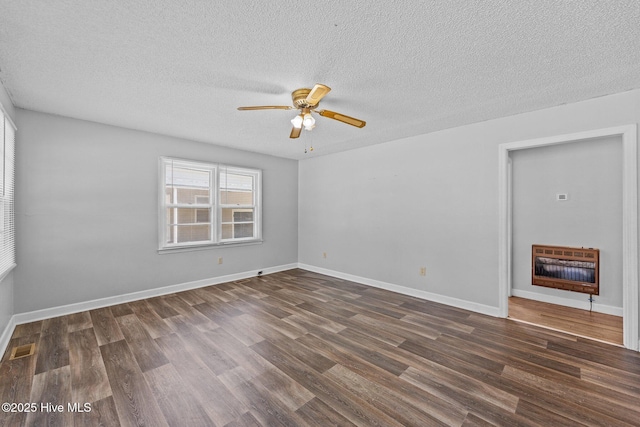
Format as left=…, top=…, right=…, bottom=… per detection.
left=532, top=244, right=600, bottom=295
left=9, top=343, right=35, bottom=360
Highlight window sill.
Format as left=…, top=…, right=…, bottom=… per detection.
left=158, top=239, right=263, bottom=254
left=0, top=263, right=16, bottom=282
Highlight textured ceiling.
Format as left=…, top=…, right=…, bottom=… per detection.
left=1, top=1, right=639, bottom=159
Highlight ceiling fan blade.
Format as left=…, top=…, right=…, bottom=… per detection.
left=318, top=110, right=366, bottom=128
left=305, top=84, right=331, bottom=106
left=237, top=106, right=293, bottom=111
left=290, top=126, right=302, bottom=139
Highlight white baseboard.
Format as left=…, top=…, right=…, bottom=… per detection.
left=511, top=289, right=623, bottom=317
left=10, top=263, right=298, bottom=328
left=0, top=315, right=16, bottom=360
left=298, top=263, right=501, bottom=317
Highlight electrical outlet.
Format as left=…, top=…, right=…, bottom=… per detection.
left=420, top=267, right=426, bottom=276
left=323, top=252, right=327, bottom=259
left=218, top=257, right=223, bottom=265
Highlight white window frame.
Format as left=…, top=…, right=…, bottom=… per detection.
left=159, top=157, right=262, bottom=251
left=0, top=107, right=15, bottom=280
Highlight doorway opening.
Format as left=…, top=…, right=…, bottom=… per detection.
left=498, top=125, right=638, bottom=350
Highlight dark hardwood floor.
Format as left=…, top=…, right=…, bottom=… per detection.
left=508, top=296, right=624, bottom=346
left=1, top=269, right=639, bottom=426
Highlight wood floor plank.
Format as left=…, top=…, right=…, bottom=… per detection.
left=10, top=321, right=42, bottom=339
left=230, top=379, right=309, bottom=427
left=436, top=332, right=582, bottom=379
left=312, top=328, right=410, bottom=376
left=68, top=328, right=111, bottom=404
left=174, top=289, right=208, bottom=306
left=399, top=336, right=506, bottom=376
left=462, top=412, right=502, bottom=427
left=337, top=327, right=520, bottom=416
left=295, top=397, right=357, bottom=427
left=66, top=311, right=93, bottom=333
left=251, top=369, right=314, bottom=411
left=509, top=296, right=623, bottom=345
left=251, top=339, right=406, bottom=427
left=352, top=312, right=441, bottom=341
left=90, top=308, right=125, bottom=346
left=223, top=411, right=263, bottom=427
left=162, top=294, right=214, bottom=325
left=127, top=300, right=173, bottom=339
left=0, top=355, right=37, bottom=427
left=26, top=365, right=72, bottom=427
left=100, top=340, right=169, bottom=427
left=515, top=399, right=589, bottom=427
left=143, top=364, right=214, bottom=427
left=115, top=314, right=169, bottom=372
left=145, top=296, right=181, bottom=319
left=298, top=332, right=469, bottom=426
left=252, top=327, right=336, bottom=375
left=2, top=268, right=639, bottom=427
left=203, top=327, right=274, bottom=386
left=580, top=366, right=640, bottom=399
left=176, top=329, right=239, bottom=375
left=192, top=300, right=242, bottom=323
left=502, top=365, right=640, bottom=425
left=154, top=333, right=246, bottom=426
left=73, top=396, right=121, bottom=427
left=400, top=366, right=538, bottom=427
left=35, top=326, right=70, bottom=375
left=109, top=303, right=134, bottom=318
left=233, top=292, right=297, bottom=320
left=547, top=339, right=640, bottom=374
left=324, top=363, right=452, bottom=426
left=218, top=314, right=266, bottom=346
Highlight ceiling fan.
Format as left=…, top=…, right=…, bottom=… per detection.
left=237, top=84, right=366, bottom=138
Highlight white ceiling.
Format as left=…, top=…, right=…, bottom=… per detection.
left=1, top=1, right=639, bottom=160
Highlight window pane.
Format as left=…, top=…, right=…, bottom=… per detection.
left=220, top=172, right=253, bottom=204
left=221, top=223, right=254, bottom=240
left=195, top=208, right=209, bottom=223
left=221, top=207, right=254, bottom=240
left=234, top=223, right=254, bottom=238
left=221, top=208, right=253, bottom=223
left=176, top=187, right=210, bottom=204
left=166, top=165, right=210, bottom=204
left=167, top=224, right=211, bottom=244
left=167, top=208, right=210, bottom=225
left=221, top=224, right=233, bottom=239
left=220, top=189, right=253, bottom=204
left=233, top=211, right=253, bottom=222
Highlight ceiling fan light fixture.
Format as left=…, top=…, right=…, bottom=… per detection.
left=291, top=114, right=303, bottom=128
left=303, top=113, right=315, bottom=128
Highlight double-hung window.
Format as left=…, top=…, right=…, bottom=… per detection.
left=0, top=108, right=15, bottom=278
left=159, top=157, right=261, bottom=250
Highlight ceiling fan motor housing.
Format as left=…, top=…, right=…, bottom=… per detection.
left=292, top=88, right=316, bottom=109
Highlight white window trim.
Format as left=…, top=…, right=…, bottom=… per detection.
left=0, top=108, right=15, bottom=279
left=158, top=157, right=262, bottom=252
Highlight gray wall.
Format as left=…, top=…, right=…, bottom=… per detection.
left=0, top=81, right=15, bottom=339
left=511, top=136, right=623, bottom=309
left=14, top=109, right=298, bottom=313
left=298, top=90, right=640, bottom=315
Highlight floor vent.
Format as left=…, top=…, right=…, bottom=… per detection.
left=9, top=343, right=35, bottom=360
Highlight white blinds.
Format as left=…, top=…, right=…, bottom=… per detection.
left=0, top=111, right=15, bottom=277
